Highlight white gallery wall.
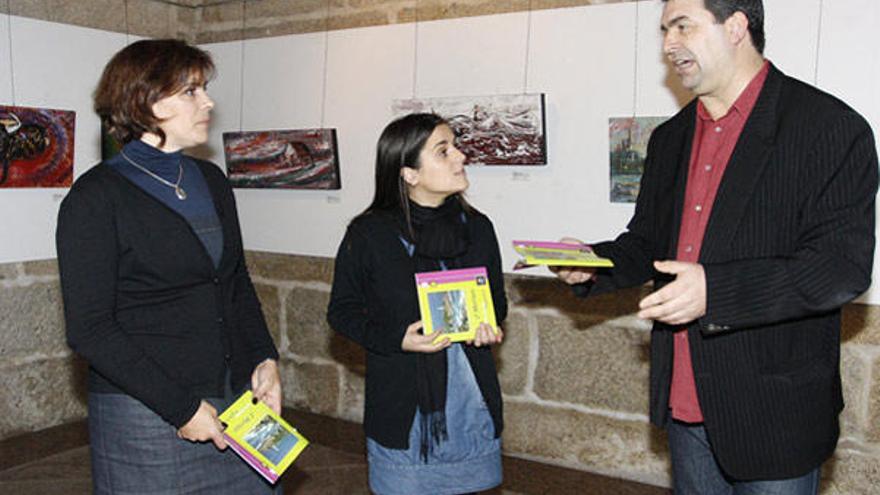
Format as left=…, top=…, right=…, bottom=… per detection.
left=3, top=0, right=880, bottom=301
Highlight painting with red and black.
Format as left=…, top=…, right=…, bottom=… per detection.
left=222, top=129, right=341, bottom=190
left=0, top=105, right=75, bottom=188
left=392, top=93, right=546, bottom=165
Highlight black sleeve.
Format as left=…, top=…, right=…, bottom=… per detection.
left=326, top=224, right=408, bottom=355
left=700, top=113, right=878, bottom=333
left=483, top=218, right=508, bottom=324
left=56, top=178, right=200, bottom=428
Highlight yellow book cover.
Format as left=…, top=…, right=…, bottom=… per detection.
left=415, top=266, right=497, bottom=343
left=512, top=240, right=614, bottom=269
left=219, top=391, right=309, bottom=484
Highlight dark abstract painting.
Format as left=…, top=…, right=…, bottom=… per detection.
left=0, top=105, right=75, bottom=188
left=222, top=129, right=341, bottom=190
left=609, top=116, right=667, bottom=203
left=392, top=93, right=547, bottom=166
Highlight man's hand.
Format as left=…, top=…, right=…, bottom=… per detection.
left=401, top=320, right=451, bottom=353
left=638, top=260, right=706, bottom=325
left=251, top=359, right=282, bottom=415
left=550, top=237, right=597, bottom=285
left=177, top=400, right=228, bottom=450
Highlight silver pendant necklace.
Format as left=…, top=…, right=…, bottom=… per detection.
left=120, top=150, right=188, bottom=200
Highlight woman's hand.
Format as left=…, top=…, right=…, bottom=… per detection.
left=550, top=237, right=597, bottom=285
left=177, top=400, right=227, bottom=450
left=251, top=359, right=282, bottom=415
left=467, top=323, right=503, bottom=347
left=401, top=320, right=451, bottom=353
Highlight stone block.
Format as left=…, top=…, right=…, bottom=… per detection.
left=415, top=0, right=529, bottom=22
left=246, top=251, right=334, bottom=284
left=326, top=10, right=391, bottom=30
left=254, top=283, right=282, bottom=349
left=247, top=0, right=328, bottom=18
left=868, top=355, right=880, bottom=443
left=0, top=262, right=20, bottom=281
left=533, top=314, right=650, bottom=413
left=496, top=311, right=530, bottom=396
left=339, top=367, right=365, bottom=423
left=126, top=0, right=186, bottom=39
left=0, top=357, right=87, bottom=439
left=820, top=446, right=880, bottom=494
left=0, top=283, right=66, bottom=358
left=507, top=274, right=649, bottom=324
left=9, top=0, right=125, bottom=32
left=503, top=401, right=668, bottom=479
left=841, top=302, right=880, bottom=345
left=839, top=345, right=869, bottom=439
left=21, top=259, right=58, bottom=277
left=280, top=359, right=340, bottom=417
left=286, top=287, right=365, bottom=369
left=199, top=1, right=243, bottom=25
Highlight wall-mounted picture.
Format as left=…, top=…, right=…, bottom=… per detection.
left=609, top=116, right=668, bottom=203
left=392, top=93, right=547, bottom=166
left=222, top=129, right=341, bottom=190
left=0, top=105, right=75, bottom=188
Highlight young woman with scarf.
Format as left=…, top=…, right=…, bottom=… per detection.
left=327, top=113, right=507, bottom=494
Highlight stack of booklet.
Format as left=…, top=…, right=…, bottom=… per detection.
left=511, top=240, right=614, bottom=270
left=219, top=391, right=309, bottom=484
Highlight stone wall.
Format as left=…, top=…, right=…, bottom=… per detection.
left=0, top=259, right=86, bottom=439
left=247, top=251, right=880, bottom=492
left=1, top=0, right=639, bottom=43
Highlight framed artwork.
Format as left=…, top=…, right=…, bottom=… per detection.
left=392, top=93, right=547, bottom=166
left=609, top=116, right=668, bottom=203
left=0, top=105, right=75, bottom=188
left=222, top=129, right=341, bottom=190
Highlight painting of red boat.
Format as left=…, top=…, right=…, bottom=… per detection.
left=222, top=128, right=341, bottom=189
left=392, top=93, right=546, bottom=166
left=0, top=105, right=75, bottom=188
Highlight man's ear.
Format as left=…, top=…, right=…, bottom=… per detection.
left=401, top=166, right=419, bottom=187
left=725, top=11, right=749, bottom=47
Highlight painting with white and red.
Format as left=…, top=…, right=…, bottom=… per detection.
left=392, top=93, right=546, bottom=166
left=0, top=105, right=75, bottom=188
left=222, top=129, right=341, bottom=190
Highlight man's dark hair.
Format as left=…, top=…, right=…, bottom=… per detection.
left=664, top=0, right=765, bottom=54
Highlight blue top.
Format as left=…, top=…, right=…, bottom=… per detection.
left=109, top=140, right=224, bottom=267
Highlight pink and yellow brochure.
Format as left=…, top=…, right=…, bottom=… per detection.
left=415, top=266, right=497, bottom=343
left=512, top=240, right=614, bottom=270
left=219, top=391, right=309, bottom=484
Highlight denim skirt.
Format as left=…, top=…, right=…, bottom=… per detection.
left=88, top=392, right=281, bottom=495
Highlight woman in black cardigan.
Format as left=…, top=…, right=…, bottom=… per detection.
left=56, top=40, right=281, bottom=494
left=327, top=113, right=507, bottom=494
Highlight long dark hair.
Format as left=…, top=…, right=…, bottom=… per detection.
left=361, top=113, right=470, bottom=237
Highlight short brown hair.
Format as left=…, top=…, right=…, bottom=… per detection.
left=94, top=39, right=215, bottom=146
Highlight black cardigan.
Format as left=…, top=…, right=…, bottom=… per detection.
left=56, top=160, right=279, bottom=428
left=327, top=209, right=508, bottom=449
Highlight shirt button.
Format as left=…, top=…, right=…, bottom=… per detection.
left=212, top=277, right=219, bottom=284
left=714, top=126, right=722, bottom=133
left=217, top=317, right=224, bottom=324
left=704, top=164, right=712, bottom=171
left=684, top=245, right=694, bottom=253
left=695, top=204, right=703, bottom=212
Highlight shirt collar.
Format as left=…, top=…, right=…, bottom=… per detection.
left=697, top=60, right=770, bottom=122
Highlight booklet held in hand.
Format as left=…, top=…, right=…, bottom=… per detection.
left=219, top=391, right=309, bottom=484
left=415, top=266, right=497, bottom=343
left=512, top=240, right=614, bottom=270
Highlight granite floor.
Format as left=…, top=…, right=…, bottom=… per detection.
left=0, top=409, right=669, bottom=494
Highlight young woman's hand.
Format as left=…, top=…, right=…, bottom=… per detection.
left=401, top=320, right=451, bottom=353
left=251, top=358, right=282, bottom=415
left=177, top=400, right=227, bottom=450
left=467, top=323, right=503, bottom=347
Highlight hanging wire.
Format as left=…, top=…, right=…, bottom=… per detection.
left=123, top=0, right=131, bottom=45
left=319, top=0, right=331, bottom=129
left=631, top=0, right=640, bottom=119
left=237, top=0, right=247, bottom=132
left=521, top=0, right=532, bottom=94
left=813, top=0, right=824, bottom=85
left=5, top=0, right=16, bottom=105
left=411, top=0, right=419, bottom=98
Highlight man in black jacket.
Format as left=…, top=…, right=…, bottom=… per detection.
left=556, top=1, right=877, bottom=493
